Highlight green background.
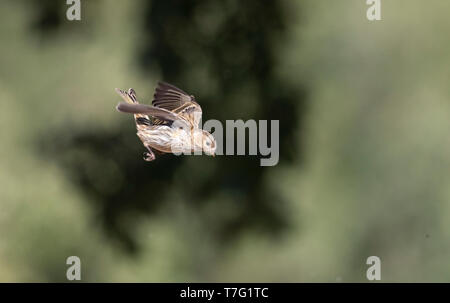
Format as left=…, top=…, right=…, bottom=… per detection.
left=1, top=0, right=449, bottom=282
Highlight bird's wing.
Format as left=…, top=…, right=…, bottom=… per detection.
left=116, top=102, right=189, bottom=128
left=152, top=82, right=202, bottom=128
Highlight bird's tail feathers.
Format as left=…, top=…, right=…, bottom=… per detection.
left=115, top=88, right=152, bottom=126
left=115, top=88, right=138, bottom=104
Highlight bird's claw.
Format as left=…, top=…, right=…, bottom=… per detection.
left=143, top=152, right=155, bottom=162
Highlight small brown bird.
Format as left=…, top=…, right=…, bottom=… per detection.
left=115, top=82, right=216, bottom=161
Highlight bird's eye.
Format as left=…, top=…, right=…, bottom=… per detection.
left=206, top=141, right=210, bottom=146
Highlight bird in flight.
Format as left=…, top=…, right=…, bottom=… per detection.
left=115, top=82, right=216, bottom=161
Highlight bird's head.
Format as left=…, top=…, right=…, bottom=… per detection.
left=201, top=130, right=216, bottom=156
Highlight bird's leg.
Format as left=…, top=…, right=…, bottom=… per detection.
left=143, top=145, right=156, bottom=162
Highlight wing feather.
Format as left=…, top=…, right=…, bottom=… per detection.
left=152, top=82, right=202, bottom=128
left=116, top=102, right=189, bottom=128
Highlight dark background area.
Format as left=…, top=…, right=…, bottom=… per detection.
left=37, top=0, right=305, bottom=253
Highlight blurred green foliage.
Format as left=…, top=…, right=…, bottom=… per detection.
left=1, top=0, right=450, bottom=282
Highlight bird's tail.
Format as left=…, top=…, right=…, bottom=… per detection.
left=115, top=88, right=152, bottom=127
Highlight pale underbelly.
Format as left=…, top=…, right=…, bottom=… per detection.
left=137, top=126, right=195, bottom=154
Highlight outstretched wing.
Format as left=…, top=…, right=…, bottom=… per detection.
left=152, top=82, right=202, bottom=128
left=116, top=102, right=189, bottom=128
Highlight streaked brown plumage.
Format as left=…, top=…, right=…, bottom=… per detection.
left=115, top=82, right=216, bottom=161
